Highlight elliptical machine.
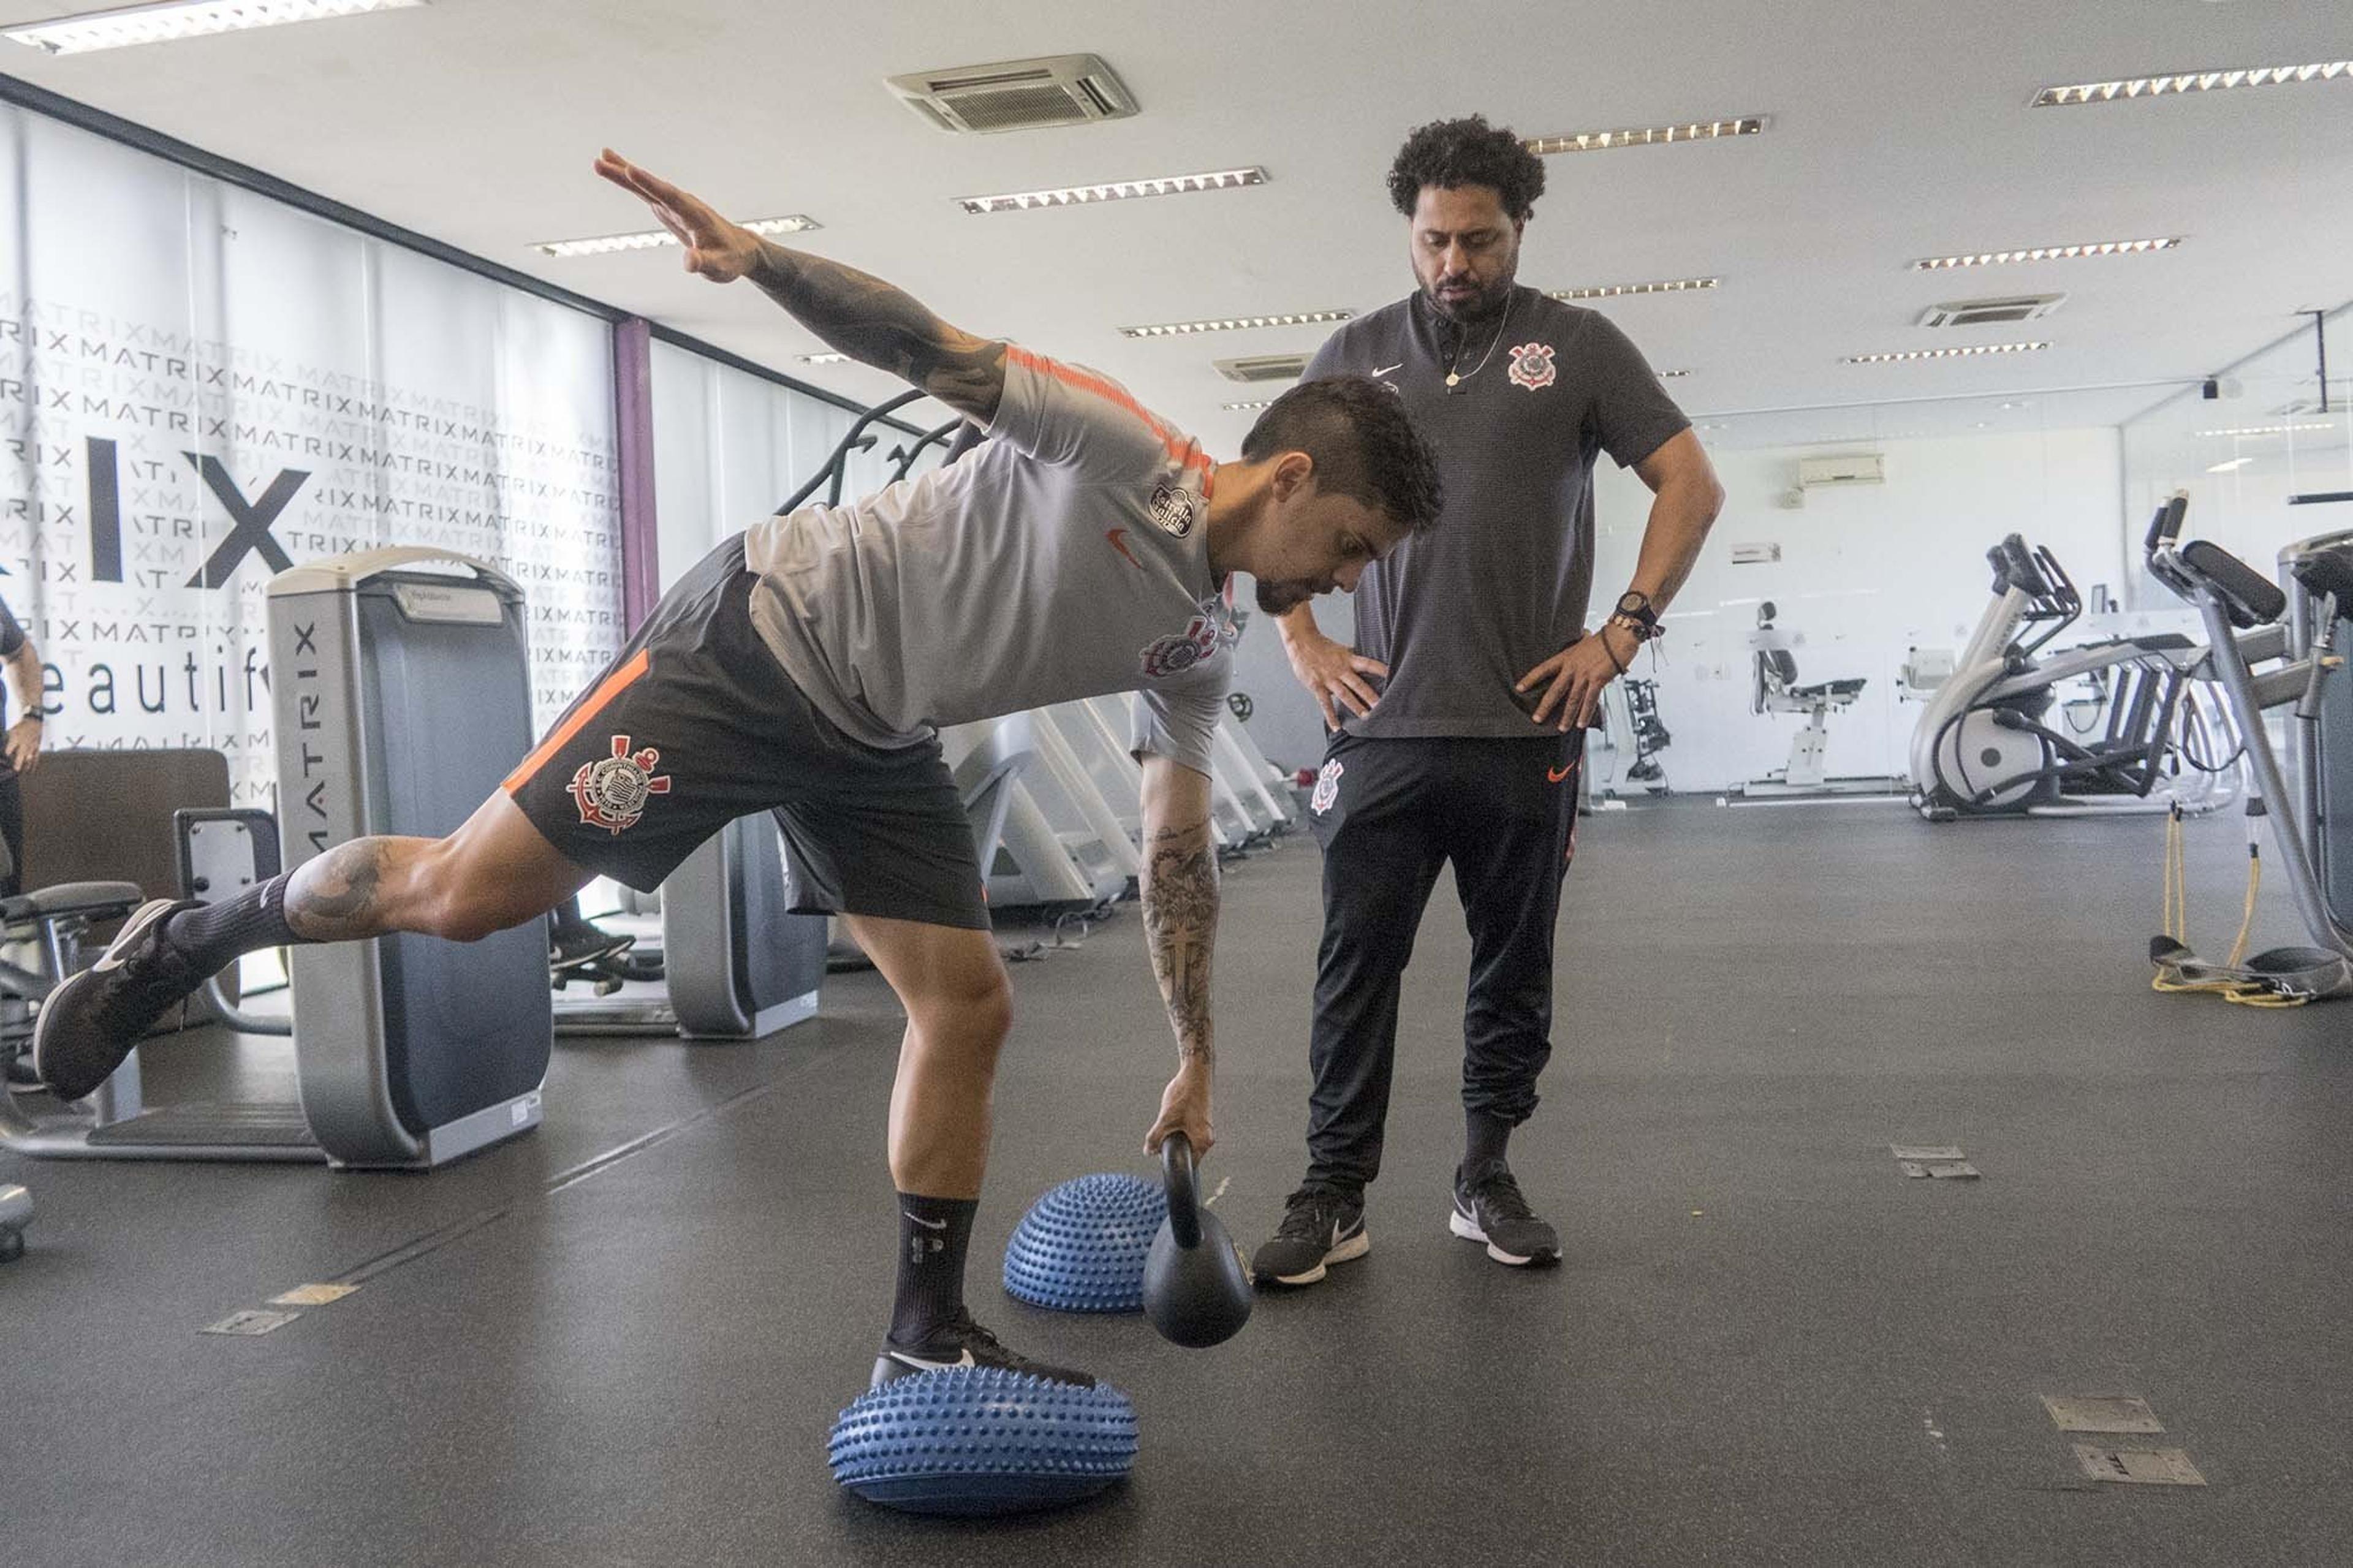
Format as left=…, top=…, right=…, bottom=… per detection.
left=1910, top=534, right=2238, bottom=819
left=2143, top=495, right=2353, bottom=1003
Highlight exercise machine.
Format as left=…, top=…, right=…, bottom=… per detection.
left=1, top=550, right=547, bottom=1165
left=552, top=812, right=826, bottom=1039
left=1623, top=678, right=1672, bottom=792
left=1737, top=602, right=1881, bottom=797
left=2144, top=496, right=2353, bottom=1002
left=1909, top=535, right=2240, bottom=820
left=944, top=715, right=1135, bottom=912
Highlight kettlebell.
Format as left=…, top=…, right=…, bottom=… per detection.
left=1142, top=1132, right=1252, bottom=1349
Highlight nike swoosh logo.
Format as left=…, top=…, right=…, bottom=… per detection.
left=903, top=1213, right=948, bottom=1230
left=1548, top=765, right=1575, bottom=783
left=889, top=1349, right=977, bottom=1371
left=1106, top=528, right=1142, bottom=568
left=1371, top=363, right=1403, bottom=377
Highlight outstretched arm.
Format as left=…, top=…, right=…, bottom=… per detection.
left=593, top=150, right=1005, bottom=423
left=1138, top=756, right=1217, bottom=1156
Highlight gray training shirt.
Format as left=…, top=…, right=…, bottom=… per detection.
left=741, top=346, right=1232, bottom=776
left=1303, top=286, right=1689, bottom=739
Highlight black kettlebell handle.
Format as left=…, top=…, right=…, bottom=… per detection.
left=1160, top=1132, right=1202, bottom=1249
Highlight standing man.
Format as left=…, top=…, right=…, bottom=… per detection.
left=1252, top=116, right=1723, bottom=1286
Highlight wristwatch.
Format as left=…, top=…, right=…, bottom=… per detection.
left=1606, top=589, right=1662, bottom=642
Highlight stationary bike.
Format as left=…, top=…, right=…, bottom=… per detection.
left=1909, top=534, right=2239, bottom=819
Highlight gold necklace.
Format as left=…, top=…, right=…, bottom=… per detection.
left=1444, top=291, right=1514, bottom=388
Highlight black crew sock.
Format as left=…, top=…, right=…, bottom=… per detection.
left=162, top=873, right=311, bottom=974
left=1464, top=1110, right=1513, bottom=1177
left=889, top=1192, right=979, bottom=1346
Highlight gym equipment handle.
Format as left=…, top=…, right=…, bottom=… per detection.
left=1159, top=1132, right=1202, bottom=1249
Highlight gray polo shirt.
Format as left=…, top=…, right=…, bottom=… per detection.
left=740, top=346, right=1231, bottom=776
left=1304, top=286, right=1689, bottom=739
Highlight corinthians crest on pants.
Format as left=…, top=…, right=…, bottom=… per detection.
left=569, top=734, right=672, bottom=835
left=1310, top=758, right=1344, bottom=815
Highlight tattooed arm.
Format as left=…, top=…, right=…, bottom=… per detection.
left=1139, top=756, right=1218, bottom=1156
left=594, top=149, right=1004, bottom=423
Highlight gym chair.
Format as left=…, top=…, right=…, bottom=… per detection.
left=1743, top=601, right=1868, bottom=794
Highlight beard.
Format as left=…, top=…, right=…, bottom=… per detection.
left=1256, top=578, right=1316, bottom=615
left=1422, top=270, right=1514, bottom=324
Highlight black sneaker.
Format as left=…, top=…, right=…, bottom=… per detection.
left=1449, top=1161, right=1561, bottom=1267
left=1250, top=1187, right=1370, bottom=1287
left=872, top=1311, right=1096, bottom=1390
left=31, top=898, right=205, bottom=1102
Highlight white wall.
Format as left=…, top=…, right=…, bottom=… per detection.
left=1590, top=426, right=2134, bottom=794
left=1225, top=425, right=2142, bottom=792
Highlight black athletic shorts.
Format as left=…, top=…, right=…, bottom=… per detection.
left=504, top=536, right=989, bottom=930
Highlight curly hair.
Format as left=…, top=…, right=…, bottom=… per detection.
left=1386, top=115, right=1547, bottom=221
left=1241, top=377, right=1444, bottom=535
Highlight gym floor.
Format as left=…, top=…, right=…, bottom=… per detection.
left=6, top=799, right=2351, bottom=1567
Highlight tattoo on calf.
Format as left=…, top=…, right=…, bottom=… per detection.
left=1142, top=824, right=1218, bottom=1064
left=287, top=838, right=388, bottom=941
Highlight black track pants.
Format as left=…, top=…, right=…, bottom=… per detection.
left=1298, top=730, right=1582, bottom=1196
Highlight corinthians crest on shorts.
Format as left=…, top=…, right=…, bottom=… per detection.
left=1507, top=342, right=1558, bottom=391
left=569, top=734, right=672, bottom=835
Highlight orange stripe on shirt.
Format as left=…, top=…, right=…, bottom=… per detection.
left=1007, top=345, right=1218, bottom=496
left=502, top=646, right=651, bottom=794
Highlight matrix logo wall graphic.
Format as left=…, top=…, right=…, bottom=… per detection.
left=1, top=293, right=623, bottom=807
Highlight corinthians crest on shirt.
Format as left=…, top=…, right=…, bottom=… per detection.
left=1507, top=341, right=1558, bottom=391
left=569, top=734, right=672, bottom=835
left=1140, top=615, right=1220, bottom=679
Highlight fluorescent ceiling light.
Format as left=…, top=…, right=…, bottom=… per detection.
left=1525, top=117, right=1766, bottom=154
left=1843, top=342, right=2050, bottom=365
left=2194, top=422, right=2336, bottom=438
left=1912, top=238, right=2181, bottom=270
left=1221, top=399, right=1280, bottom=412
left=532, top=214, right=820, bottom=259
left=798, top=352, right=851, bottom=366
left=1658, top=369, right=1693, bottom=378
left=2207, top=457, right=2254, bottom=472
left=4, top=0, right=420, bottom=54
left=2034, top=61, right=2351, bottom=107
left=957, top=167, right=1266, bottom=216
left=1119, top=310, right=1352, bottom=339
left=1552, top=278, right=1718, bottom=301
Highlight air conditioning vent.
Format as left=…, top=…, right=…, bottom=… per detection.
left=1214, top=354, right=1308, bottom=384
left=1916, top=293, right=2066, bottom=328
left=887, top=54, right=1139, bottom=135
left=1797, top=453, right=1886, bottom=487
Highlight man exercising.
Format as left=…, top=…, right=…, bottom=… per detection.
left=38, top=151, right=1442, bottom=1389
